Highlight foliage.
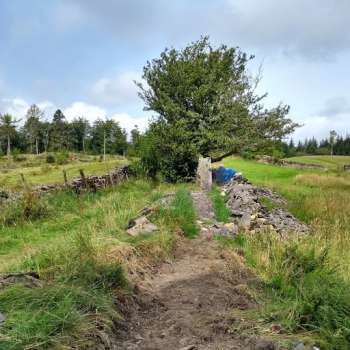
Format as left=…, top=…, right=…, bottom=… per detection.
left=137, top=37, right=298, bottom=181
left=12, top=149, right=26, bottom=162
left=23, top=104, right=43, bottom=154
left=0, top=113, right=21, bottom=156
left=90, top=119, right=127, bottom=156
left=283, top=133, right=350, bottom=158
left=55, top=151, right=69, bottom=165
left=49, top=109, right=69, bottom=151
left=0, top=108, right=128, bottom=157
left=46, top=154, right=55, bottom=164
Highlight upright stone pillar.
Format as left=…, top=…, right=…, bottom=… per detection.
left=197, top=156, right=212, bottom=192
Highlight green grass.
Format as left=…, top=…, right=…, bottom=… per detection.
left=0, top=154, right=127, bottom=190
left=285, top=155, right=350, bottom=171
left=0, top=180, right=198, bottom=349
left=218, top=156, right=350, bottom=349
left=209, top=185, right=231, bottom=223
left=157, top=189, right=199, bottom=238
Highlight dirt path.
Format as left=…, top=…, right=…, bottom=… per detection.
left=114, top=192, right=273, bottom=350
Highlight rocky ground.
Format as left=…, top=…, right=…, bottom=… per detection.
left=223, top=175, right=309, bottom=236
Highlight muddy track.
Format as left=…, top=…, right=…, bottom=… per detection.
left=113, top=192, right=276, bottom=350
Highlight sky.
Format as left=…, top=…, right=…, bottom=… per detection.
left=0, top=0, right=349, bottom=141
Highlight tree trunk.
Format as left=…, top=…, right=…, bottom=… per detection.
left=211, top=150, right=235, bottom=163
left=83, top=137, right=85, bottom=154
left=7, top=134, right=11, bottom=158
left=103, top=131, right=106, bottom=162
left=44, top=131, right=49, bottom=153
left=35, top=138, right=39, bottom=155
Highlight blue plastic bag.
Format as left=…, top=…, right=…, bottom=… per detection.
left=213, top=166, right=236, bottom=184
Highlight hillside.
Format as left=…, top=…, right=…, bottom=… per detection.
left=284, top=155, right=350, bottom=171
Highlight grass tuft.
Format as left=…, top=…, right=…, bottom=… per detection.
left=209, top=185, right=231, bottom=223
left=158, top=189, right=199, bottom=238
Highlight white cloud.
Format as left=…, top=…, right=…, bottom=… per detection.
left=63, top=101, right=107, bottom=122
left=1, top=98, right=29, bottom=118
left=0, top=98, right=56, bottom=120
left=90, top=71, right=141, bottom=106
left=292, top=114, right=350, bottom=141
left=111, top=112, right=149, bottom=134
left=63, top=101, right=150, bottom=135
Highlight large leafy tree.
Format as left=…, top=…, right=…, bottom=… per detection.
left=50, top=109, right=70, bottom=151
left=24, top=104, right=43, bottom=154
left=70, top=117, right=90, bottom=153
left=137, top=37, right=298, bottom=181
left=90, top=119, right=127, bottom=157
left=0, top=113, right=20, bottom=157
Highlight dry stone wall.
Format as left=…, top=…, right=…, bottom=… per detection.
left=256, top=155, right=325, bottom=170
left=223, top=174, right=309, bottom=235
left=0, top=165, right=133, bottom=204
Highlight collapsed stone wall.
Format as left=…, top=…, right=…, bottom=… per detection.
left=223, top=174, right=309, bottom=235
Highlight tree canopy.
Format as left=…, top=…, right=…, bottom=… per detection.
left=137, top=37, right=299, bottom=181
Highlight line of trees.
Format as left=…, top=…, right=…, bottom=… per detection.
left=282, top=131, right=350, bottom=158
left=0, top=106, right=131, bottom=157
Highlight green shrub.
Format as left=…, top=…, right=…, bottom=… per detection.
left=240, top=150, right=256, bottom=160
left=12, top=149, right=26, bottom=162
left=55, top=152, right=69, bottom=165
left=46, top=154, right=55, bottom=163
left=129, top=159, right=149, bottom=178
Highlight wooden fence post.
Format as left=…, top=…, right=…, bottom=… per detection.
left=79, top=169, right=87, bottom=188
left=63, top=170, right=68, bottom=187
left=20, top=173, right=29, bottom=192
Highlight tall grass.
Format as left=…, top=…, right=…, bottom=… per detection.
left=236, top=232, right=350, bottom=350
left=0, top=231, right=126, bottom=350
left=220, top=158, right=350, bottom=349
left=0, top=180, right=197, bottom=348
